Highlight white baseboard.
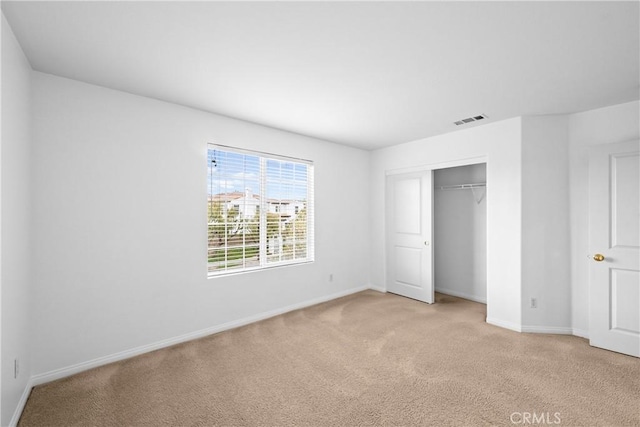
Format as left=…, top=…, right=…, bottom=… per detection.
left=368, top=284, right=386, bottom=293
left=489, top=322, right=588, bottom=338
left=31, top=285, right=370, bottom=386
left=9, top=378, right=33, bottom=427
left=486, top=317, right=522, bottom=332
left=435, top=287, right=486, bottom=304
left=521, top=325, right=573, bottom=335
left=572, top=328, right=589, bottom=339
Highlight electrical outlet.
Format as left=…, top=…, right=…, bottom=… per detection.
left=14, top=358, right=19, bottom=379
left=530, top=298, right=537, bottom=309
left=329, top=274, right=333, bottom=282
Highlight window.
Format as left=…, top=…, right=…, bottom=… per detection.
left=207, top=145, right=314, bottom=275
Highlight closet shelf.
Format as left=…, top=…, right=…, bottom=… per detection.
left=436, top=183, right=486, bottom=191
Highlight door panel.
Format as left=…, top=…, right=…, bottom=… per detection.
left=610, top=269, right=640, bottom=334
left=611, top=153, right=639, bottom=248
left=394, top=178, right=422, bottom=234
left=395, top=247, right=422, bottom=287
left=589, top=140, right=640, bottom=357
left=386, top=171, right=434, bottom=303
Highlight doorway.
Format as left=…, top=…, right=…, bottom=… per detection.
left=433, top=163, right=487, bottom=304
left=385, top=160, right=487, bottom=306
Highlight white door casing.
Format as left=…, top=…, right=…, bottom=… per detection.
left=386, top=171, right=434, bottom=303
left=589, top=140, right=640, bottom=357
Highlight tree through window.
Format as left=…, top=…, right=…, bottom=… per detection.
left=207, top=145, right=314, bottom=275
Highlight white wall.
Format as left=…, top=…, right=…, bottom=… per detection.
left=30, top=72, right=371, bottom=379
left=370, top=119, right=523, bottom=330
left=1, top=14, right=32, bottom=427
left=568, top=101, right=640, bottom=337
left=521, top=116, right=571, bottom=331
left=434, top=164, right=487, bottom=303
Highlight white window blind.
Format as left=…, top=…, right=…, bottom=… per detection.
left=207, top=145, right=314, bottom=275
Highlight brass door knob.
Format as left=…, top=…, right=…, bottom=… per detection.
left=593, top=254, right=605, bottom=262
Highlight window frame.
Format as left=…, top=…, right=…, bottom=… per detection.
left=207, top=144, right=314, bottom=277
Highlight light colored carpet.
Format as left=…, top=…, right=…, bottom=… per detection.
left=19, top=291, right=640, bottom=426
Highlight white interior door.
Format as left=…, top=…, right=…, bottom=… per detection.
left=589, top=140, right=640, bottom=357
left=386, top=171, right=434, bottom=303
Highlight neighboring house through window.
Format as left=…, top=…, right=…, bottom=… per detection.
left=207, top=145, right=314, bottom=275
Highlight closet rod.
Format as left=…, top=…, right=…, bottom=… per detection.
left=437, top=183, right=486, bottom=191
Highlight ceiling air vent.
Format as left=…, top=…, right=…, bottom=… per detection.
left=454, top=114, right=487, bottom=126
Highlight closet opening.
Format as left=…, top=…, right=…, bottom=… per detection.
left=433, top=163, right=487, bottom=304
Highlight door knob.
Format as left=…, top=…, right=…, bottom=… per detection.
left=593, top=254, right=605, bottom=262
